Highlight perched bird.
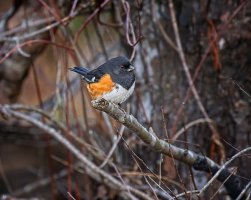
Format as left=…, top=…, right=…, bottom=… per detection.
left=70, top=56, right=135, bottom=104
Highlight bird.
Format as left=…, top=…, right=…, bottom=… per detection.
left=69, top=56, right=135, bottom=104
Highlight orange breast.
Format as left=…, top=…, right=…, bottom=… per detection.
left=86, top=74, right=115, bottom=100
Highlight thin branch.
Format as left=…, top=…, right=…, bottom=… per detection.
left=155, top=20, right=178, bottom=52
left=0, top=39, right=73, bottom=65
left=171, top=0, right=248, bottom=135
left=99, top=125, right=125, bottom=168
left=209, top=167, right=237, bottom=200
left=13, top=162, right=82, bottom=196
left=121, top=0, right=141, bottom=61
left=172, top=118, right=214, bottom=141
left=0, top=97, right=249, bottom=199
left=232, top=79, right=251, bottom=98
left=67, top=192, right=77, bottom=200
left=5, top=104, right=123, bottom=172
left=167, top=0, right=225, bottom=161
left=0, top=13, right=76, bottom=42
left=0, top=105, right=152, bottom=200
left=92, top=99, right=216, bottom=166
left=175, top=190, right=200, bottom=198
left=91, top=99, right=249, bottom=199
left=14, top=37, right=31, bottom=57
left=69, top=0, right=79, bottom=16
left=0, top=17, right=55, bottom=37
left=0, top=158, right=13, bottom=193
left=74, top=0, right=111, bottom=44
left=199, top=146, right=251, bottom=196
left=236, top=181, right=251, bottom=200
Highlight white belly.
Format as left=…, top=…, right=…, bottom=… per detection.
left=100, top=82, right=135, bottom=104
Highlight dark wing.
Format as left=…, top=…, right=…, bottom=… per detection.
left=70, top=66, right=104, bottom=83
left=85, top=68, right=105, bottom=83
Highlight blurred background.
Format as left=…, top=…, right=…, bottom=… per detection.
left=0, top=0, right=251, bottom=199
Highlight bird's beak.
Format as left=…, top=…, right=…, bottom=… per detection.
left=127, top=65, right=135, bottom=72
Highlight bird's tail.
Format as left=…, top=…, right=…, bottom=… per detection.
left=70, top=67, right=90, bottom=76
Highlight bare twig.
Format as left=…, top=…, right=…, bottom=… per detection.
left=91, top=99, right=249, bottom=199
left=172, top=118, right=214, bottom=141
left=236, top=181, right=251, bottom=200
left=175, top=190, right=200, bottom=198
left=111, top=163, right=137, bottom=200
left=13, top=162, right=82, bottom=196
left=155, top=20, right=178, bottom=52
left=0, top=17, right=55, bottom=37
left=5, top=104, right=122, bottom=170
left=0, top=39, right=73, bottom=65
left=74, top=0, right=111, bottom=44
left=67, top=192, right=77, bottom=200
left=167, top=0, right=225, bottom=162
left=92, top=99, right=217, bottom=166
left=232, top=79, right=251, bottom=98
left=132, top=158, right=161, bottom=200
left=121, top=0, right=141, bottom=61
left=14, top=37, right=30, bottom=57
left=209, top=167, right=237, bottom=200
left=0, top=105, right=152, bottom=200
left=0, top=158, right=13, bottom=193
left=171, top=0, right=248, bottom=135
left=99, top=125, right=125, bottom=168
left=199, top=146, right=251, bottom=196
left=0, top=99, right=248, bottom=199
left=0, top=12, right=77, bottom=42
left=119, top=171, right=185, bottom=190
left=69, top=0, right=79, bottom=16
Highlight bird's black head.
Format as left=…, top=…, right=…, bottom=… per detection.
left=101, top=56, right=135, bottom=75
left=98, top=56, right=135, bottom=90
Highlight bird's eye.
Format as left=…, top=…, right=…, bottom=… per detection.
left=121, top=64, right=131, bottom=68
left=120, top=64, right=134, bottom=71
left=120, top=65, right=126, bottom=68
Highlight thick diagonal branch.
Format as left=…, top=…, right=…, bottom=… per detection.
left=92, top=99, right=248, bottom=199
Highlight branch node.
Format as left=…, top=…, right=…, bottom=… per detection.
left=91, top=98, right=108, bottom=109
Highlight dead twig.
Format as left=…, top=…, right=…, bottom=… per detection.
left=74, top=0, right=111, bottom=44
left=92, top=99, right=216, bottom=166
left=236, top=181, right=251, bottom=200
left=0, top=39, right=73, bottom=65
left=0, top=12, right=78, bottom=42
left=199, top=146, right=251, bottom=196
left=99, top=125, right=125, bottom=168
left=171, top=0, right=248, bottom=136
left=155, top=20, right=178, bottom=52
left=4, top=104, right=122, bottom=169
left=172, top=118, right=214, bottom=141
left=0, top=104, right=152, bottom=200
left=167, top=0, right=225, bottom=162
left=121, top=0, right=142, bottom=61
left=12, top=162, right=82, bottom=196
left=91, top=99, right=249, bottom=199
